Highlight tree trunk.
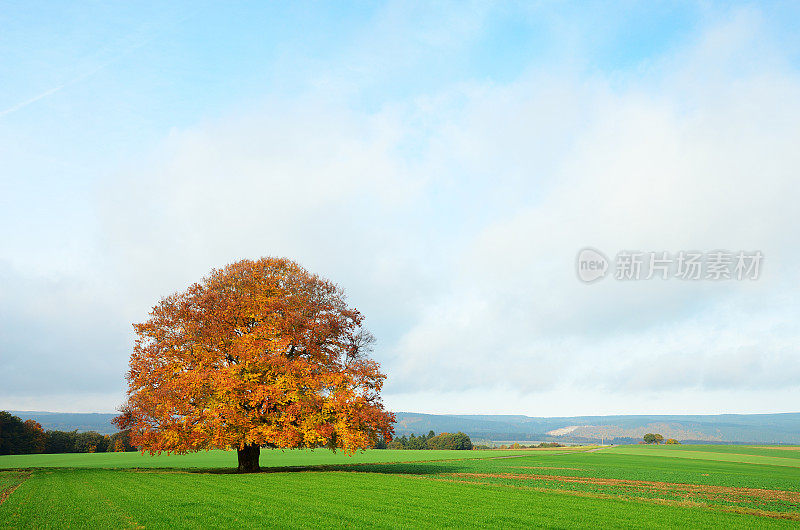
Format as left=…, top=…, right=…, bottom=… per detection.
left=237, top=443, right=261, bottom=473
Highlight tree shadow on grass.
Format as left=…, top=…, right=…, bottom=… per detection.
left=189, top=462, right=461, bottom=476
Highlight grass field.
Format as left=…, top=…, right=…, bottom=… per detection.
left=1, top=445, right=799, bottom=528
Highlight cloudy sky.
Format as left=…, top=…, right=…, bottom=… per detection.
left=2, top=2, right=800, bottom=415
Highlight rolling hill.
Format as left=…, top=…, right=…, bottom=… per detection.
left=393, top=412, right=800, bottom=444
left=9, top=410, right=800, bottom=444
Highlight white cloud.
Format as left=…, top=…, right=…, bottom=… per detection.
left=385, top=13, right=800, bottom=407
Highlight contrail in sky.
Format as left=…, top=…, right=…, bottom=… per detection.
left=0, top=57, right=123, bottom=118
left=0, top=84, right=69, bottom=118
left=0, top=29, right=161, bottom=119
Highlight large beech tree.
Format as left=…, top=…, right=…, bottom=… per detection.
left=115, top=257, right=394, bottom=472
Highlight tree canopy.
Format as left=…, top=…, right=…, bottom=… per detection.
left=115, top=257, right=394, bottom=471
left=0, top=412, right=45, bottom=455
left=426, top=432, right=473, bottom=450
left=643, top=433, right=664, bottom=444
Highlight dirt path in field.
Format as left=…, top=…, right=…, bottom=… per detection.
left=0, top=471, right=31, bottom=505
left=510, top=466, right=584, bottom=471
left=448, top=472, right=800, bottom=503
left=413, top=475, right=800, bottom=521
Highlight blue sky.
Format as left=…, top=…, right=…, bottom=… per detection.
left=2, top=2, right=800, bottom=414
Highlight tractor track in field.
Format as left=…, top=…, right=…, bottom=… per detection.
left=489, top=447, right=604, bottom=459
left=79, top=476, right=144, bottom=529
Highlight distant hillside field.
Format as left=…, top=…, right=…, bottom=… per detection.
left=1, top=445, right=799, bottom=527
left=10, top=410, right=800, bottom=444
left=393, top=412, right=800, bottom=444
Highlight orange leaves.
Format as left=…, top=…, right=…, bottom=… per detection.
left=117, top=257, right=394, bottom=457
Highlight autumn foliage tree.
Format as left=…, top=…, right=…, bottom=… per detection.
left=115, top=257, right=394, bottom=472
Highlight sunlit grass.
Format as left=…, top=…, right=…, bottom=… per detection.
left=2, top=445, right=798, bottom=528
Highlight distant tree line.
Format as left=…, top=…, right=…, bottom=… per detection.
left=378, top=431, right=473, bottom=450
left=0, top=411, right=136, bottom=455
left=495, top=442, right=564, bottom=449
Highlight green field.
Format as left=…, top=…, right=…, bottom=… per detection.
left=1, top=445, right=799, bottom=528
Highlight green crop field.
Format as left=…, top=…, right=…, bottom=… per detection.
left=1, top=445, right=799, bottom=528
